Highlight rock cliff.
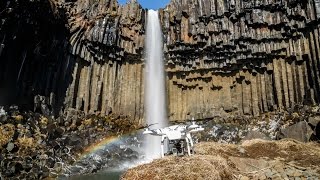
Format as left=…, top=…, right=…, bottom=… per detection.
left=0, top=0, right=147, bottom=121
left=1, top=0, right=320, bottom=122
left=162, top=0, right=320, bottom=120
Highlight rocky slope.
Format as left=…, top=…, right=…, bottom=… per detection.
left=0, top=106, right=141, bottom=179
left=2, top=0, right=320, bottom=122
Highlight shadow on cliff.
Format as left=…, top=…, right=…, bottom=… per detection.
left=0, top=0, right=74, bottom=116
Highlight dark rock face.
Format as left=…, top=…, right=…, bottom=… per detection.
left=0, top=0, right=72, bottom=116
left=0, top=0, right=147, bottom=120
left=2, top=0, right=320, bottom=122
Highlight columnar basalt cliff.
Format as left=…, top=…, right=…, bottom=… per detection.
left=0, top=0, right=70, bottom=115
left=0, top=0, right=147, bottom=121
left=1, top=0, right=320, bottom=122
left=161, top=0, right=320, bottom=120
left=61, top=0, right=146, bottom=121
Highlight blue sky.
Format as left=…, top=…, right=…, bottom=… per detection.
left=118, top=0, right=170, bottom=9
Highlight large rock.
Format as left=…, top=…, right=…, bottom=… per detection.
left=280, top=122, right=314, bottom=142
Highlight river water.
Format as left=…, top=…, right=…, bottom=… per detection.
left=69, top=170, right=124, bottom=180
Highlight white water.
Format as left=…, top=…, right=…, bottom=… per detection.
left=199, top=0, right=203, bottom=16
left=144, top=10, right=167, bottom=159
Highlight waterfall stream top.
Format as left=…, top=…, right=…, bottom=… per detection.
left=117, top=0, right=170, bottom=9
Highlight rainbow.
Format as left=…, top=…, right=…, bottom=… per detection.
left=78, top=131, right=139, bottom=160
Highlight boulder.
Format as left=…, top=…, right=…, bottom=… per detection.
left=280, top=121, right=313, bottom=142
left=308, top=116, right=320, bottom=127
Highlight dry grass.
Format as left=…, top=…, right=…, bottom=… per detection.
left=240, top=139, right=320, bottom=167
left=17, top=136, right=37, bottom=153
left=0, top=124, right=15, bottom=148
left=122, top=155, right=236, bottom=180
left=196, top=142, right=239, bottom=157
left=12, top=115, right=23, bottom=121
left=122, top=139, right=320, bottom=180
left=197, top=139, right=320, bottom=169
left=82, top=118, right=93, bottom=126
left=39, top=116, right=48, bottom=125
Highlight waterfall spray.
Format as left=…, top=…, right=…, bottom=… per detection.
left=144, top=10, right=167, bottom=159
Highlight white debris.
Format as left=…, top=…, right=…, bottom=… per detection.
left=0, top=106, right=6, bottom=116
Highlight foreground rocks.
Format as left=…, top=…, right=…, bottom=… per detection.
left=0, top=106, right=140, bottom=179
left=122, top=139, right=320, bottom=180
left=196, top=105, right=320, bottom=143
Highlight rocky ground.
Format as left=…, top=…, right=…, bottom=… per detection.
left=196, top=105, right=320, bottom=144
left=0, top=106, right=141, bottom=179
left=122, top=139, right=320, bottom=180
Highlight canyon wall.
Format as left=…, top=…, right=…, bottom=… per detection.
left=1, top=0, right=320, bottom=122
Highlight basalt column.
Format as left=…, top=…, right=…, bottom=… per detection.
left=0, top=0, right=147, bottom=122
left=63, top=0, right=147, bottom=122
left=161, top=0, right=320, bottom=121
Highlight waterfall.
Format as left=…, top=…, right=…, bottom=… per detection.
left=144, top=10, right=167, bottom=159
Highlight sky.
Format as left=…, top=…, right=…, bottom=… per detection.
left=118, top=0, right=170, bottom=9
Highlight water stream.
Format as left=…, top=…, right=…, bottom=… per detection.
left=144, top=10, right=168, bottom=159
